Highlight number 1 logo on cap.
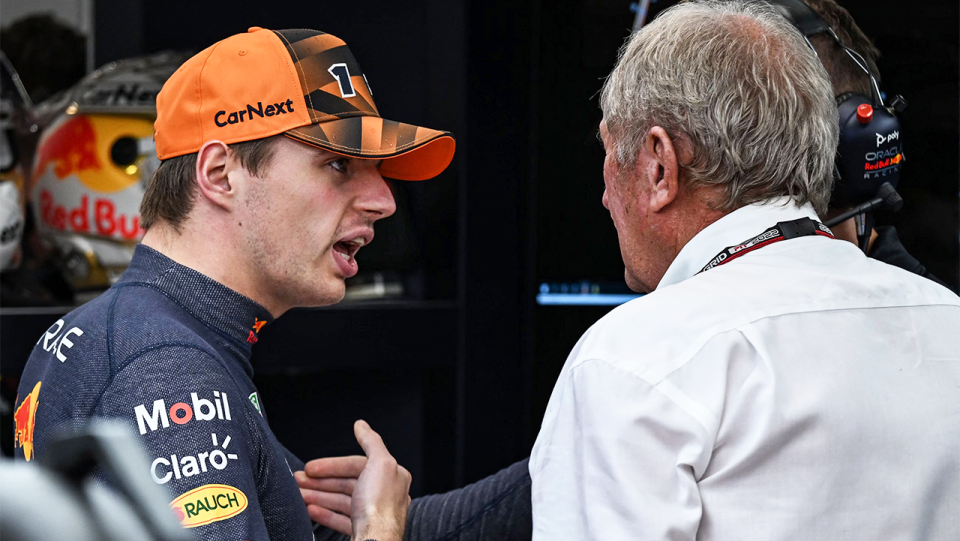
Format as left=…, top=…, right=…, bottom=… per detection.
left=328, top=63, right=356, bottom=98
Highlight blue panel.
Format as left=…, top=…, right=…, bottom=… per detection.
left=536, top=293, right=642, bottom=306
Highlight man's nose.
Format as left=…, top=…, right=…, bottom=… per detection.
left=359, top=169, right=397, bottom=220
left=602, top=187, right=609, bottom=210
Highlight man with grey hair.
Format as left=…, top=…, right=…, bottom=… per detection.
left=528, top=1, right=960, bottom=540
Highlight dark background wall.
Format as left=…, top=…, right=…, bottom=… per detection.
left=1, top=0, right=957, bottom=498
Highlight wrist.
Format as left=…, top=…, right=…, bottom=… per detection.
left=351, top=529, right=402, bottom=541
left=351, top=528, right=403, bottom=541
left=351, top=521, right=404, bottom=541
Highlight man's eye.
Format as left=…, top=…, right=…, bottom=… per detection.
left=329, top=158, right=348, bottom=173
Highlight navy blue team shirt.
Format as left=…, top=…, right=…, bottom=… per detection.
left=14, top=244, right=315, bottom=540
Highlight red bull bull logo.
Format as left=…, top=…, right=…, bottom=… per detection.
left=14, top=381, right=42, bottom=461
left=246, top=318, right=267, bottom=344
left=32, top=116, right=102, bottom=183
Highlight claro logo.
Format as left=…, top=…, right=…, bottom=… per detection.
left=134, top=391, right=232, bottom=435
left=151, top=432, right=239, bottom=485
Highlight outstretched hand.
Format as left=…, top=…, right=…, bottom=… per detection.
left=350, top=420, right=412, bottom=541
left=296, top=421, right=411, bottom=541
left=296, top=453, right=366, bottom=535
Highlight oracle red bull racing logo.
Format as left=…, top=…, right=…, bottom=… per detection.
left=863, top=147, right=903, bottom=179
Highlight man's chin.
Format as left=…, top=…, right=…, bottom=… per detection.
left=317, top=284, right=346, bottom=307
left=624, top=270, right=652, bottom=294
left=288, top=281, right=346, bottom=310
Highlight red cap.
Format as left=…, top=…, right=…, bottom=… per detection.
left=856, top=104, right=873, bottom=124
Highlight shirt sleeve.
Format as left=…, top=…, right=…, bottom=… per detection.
left=529, top=358, right=712, bottom=541
left=405, top=458, right=532, bottom=541
left=96, top=345, right=270, bottom=541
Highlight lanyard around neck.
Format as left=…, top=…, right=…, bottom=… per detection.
left=699, top=217, right=834, bottom=274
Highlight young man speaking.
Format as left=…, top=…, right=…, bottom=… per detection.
left=13, top=27, right=454, bottom=541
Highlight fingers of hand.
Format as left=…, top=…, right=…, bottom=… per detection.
left=354, top=420, right=388, bottom=460
left=302, top=456, right=367, bottom=478
left=307, top=504, right=352, bottom=536
left=295, top=471, right=357, bottom=495
left=299, top=488, right=351, bottom=516
left=354, top=421, right=405, bottom=482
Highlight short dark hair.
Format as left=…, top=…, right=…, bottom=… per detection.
left=140, top=135, right=282, bottom=232
left=802, top=0, right=881, bottom=96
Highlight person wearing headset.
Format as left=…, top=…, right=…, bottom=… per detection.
left=300, top=1, right=958, bottom=540
left=792, top=0, right=950, bottom=288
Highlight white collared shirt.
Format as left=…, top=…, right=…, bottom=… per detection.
left=530, top=198, right=960, bottom=540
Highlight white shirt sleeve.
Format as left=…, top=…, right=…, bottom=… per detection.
left=530, top=358, right=713, bottom=540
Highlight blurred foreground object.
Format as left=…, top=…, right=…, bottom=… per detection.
left=0, top=421, right=191, bottom=541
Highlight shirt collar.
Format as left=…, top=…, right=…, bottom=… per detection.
left=657, top=197, right=821, bottom=290
left=119, top=244, right=274, bottom=351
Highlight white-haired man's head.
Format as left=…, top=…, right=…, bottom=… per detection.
left=598, top=0, right=838, bottom=291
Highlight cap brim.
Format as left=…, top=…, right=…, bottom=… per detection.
left=285, top=116, right=455, bottom=181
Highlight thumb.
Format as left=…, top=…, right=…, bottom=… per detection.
left=354, top=420, right=388, bottom=460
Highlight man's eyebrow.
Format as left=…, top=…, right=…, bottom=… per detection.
left=596, top=129, right=604, bottom=145
left=305, top=145, right=338, bottom=160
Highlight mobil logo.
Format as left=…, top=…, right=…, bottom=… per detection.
left=134, top=391, right=232, bottom=435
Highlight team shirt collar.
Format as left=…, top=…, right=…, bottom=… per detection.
left=657, top=197, right=821, bottom=290
left=121, top=244, right=274, bottom=349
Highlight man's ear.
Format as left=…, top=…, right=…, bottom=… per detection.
left=195, top=141, right=235, bottom=212
left=635, top=126, right=681, bottom=213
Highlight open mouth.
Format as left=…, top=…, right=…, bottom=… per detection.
left=333, top=237, right=366, bottom=261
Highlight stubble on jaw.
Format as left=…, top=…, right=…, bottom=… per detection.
left=240, top=175, right=317, bottom=311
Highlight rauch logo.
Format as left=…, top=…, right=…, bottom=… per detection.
left=134, top=391, right=232, bottom=435
left=170, top=484, right=248, bottom=528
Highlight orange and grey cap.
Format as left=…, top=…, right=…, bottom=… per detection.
left=154, top=27, right=455, bottom=181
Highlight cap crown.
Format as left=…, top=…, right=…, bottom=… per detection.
left=154, top=28, right=380, bottom=160
left=153, top=27, right=455, bottom=181
left=275, top=29, right=380, bottom=122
